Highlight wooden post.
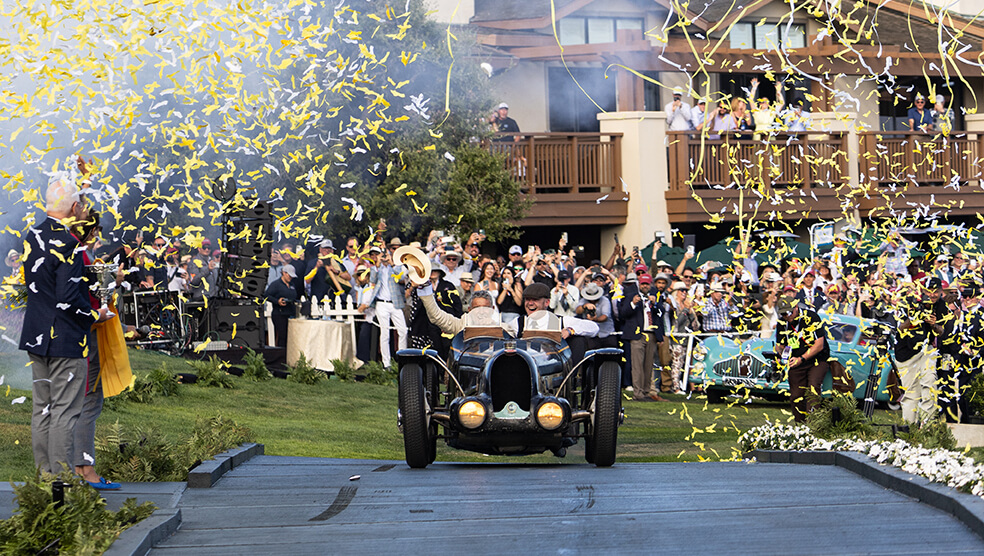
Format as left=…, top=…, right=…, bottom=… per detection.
left=569, top=135, right=579, bottom=193
left=527, top=136, right=536, bottom=193
left=612, top=134, right=622, bottom=192
left=803, top=134, right=812, bottom=191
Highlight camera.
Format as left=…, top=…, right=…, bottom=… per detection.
left=584, top=307, right=596, bottom=317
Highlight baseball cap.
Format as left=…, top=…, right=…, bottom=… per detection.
left=497, top=102, right=509, bottom=110
left=634, top=263, right=648, bottom=273
left=657, top=260, right=671, bottom=268
left=777, top=297, right=798, bottom=316
left=639, top=274, right=653, bottom=285
left=557, top=270, right=571, bottom=281
left=624, top=272, right=638, bottom=283
left=201, top=238, right=211, bottom=246
left=509, top=245, right=523, bottom=255
left=591, top=273, right=606, bottom=282
left=654, top=273, right=670, bottom=282
left=282, top=264, right=297, bottom=278
left=320, top=239, right=334, bottom=249
left=936, top=94, right=945, bottom=103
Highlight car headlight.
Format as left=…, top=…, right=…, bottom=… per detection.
left=692, top=362, right=705, bottom=374
left=536, top=401, right=565, bottom=430
left=459, top=400, right=486, bottom=429
left=693, top=345, right=707, bottom=362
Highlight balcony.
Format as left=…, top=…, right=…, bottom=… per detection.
left=666, top=129, right=984, bottom=223
left=489, top=132, right=627, bottom=226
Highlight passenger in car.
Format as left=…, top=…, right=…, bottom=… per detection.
left=417, top=287, right=517, bottom=337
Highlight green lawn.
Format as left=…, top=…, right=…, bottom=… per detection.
left=0, top=348, right=892, bottom=481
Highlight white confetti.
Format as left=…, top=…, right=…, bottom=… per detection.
left=443, top=152, right=455, bottom=162
left=41, top=404, right=49, bottom=416
left=11, top=396, right=26, bottom=405
left=67, top=372, right=74, bottom=382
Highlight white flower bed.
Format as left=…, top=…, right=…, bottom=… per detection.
left=740, top=422, right=984, bottom=498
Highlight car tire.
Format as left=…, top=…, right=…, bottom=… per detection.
left=583, top=421, right=595, bottom=464
left=399, top=363, right=433, bottom=469
left=591, top=360, right=621, bottom=467
left=706, top=388, right=726, bottom=404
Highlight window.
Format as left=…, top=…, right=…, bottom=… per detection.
left=558, top=17, right=644, bottom=46
left=588, top=19, right=614, bottom=44
left=730, top=22, right=806, bottom=50
left=548, top=67, right=617, bottom=132
left=559, top=18, right=586, bottom=45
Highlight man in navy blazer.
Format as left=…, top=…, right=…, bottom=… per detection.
left=20, top=176, right=110, bottom=474
left=619, top=274, right=666, bottom=402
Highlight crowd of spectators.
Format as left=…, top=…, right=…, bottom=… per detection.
left=21, top=221, right=982, bottom=421
left=665, top=78, right=812, bottom=138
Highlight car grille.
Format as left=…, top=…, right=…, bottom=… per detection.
left=713, top=354, right=769, bottom=379
left=489, top=355, right=532, bottom=412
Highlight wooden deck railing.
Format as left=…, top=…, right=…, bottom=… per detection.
left=858, top=131, right=984, bottom=186
left=489, top=132, right=623, bottom=195
left=666, top=131, right=850, bottom=191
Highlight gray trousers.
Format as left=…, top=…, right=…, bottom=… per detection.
left=30, top=353, right=88, bottom=474
left=73, top=341, right=102, bottom=467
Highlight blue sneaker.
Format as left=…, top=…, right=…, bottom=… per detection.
left=87, top=477, right=122, bottom=490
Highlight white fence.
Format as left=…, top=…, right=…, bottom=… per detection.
left=264, top=295, right=369, bottom=348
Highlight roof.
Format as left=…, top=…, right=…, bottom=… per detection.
left=471, top=0, right=581, bottom=24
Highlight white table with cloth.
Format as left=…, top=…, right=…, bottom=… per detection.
left=286, top=318, right=361, bottom=372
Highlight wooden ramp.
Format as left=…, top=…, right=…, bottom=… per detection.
left=147, top=456, right=984, bottom=555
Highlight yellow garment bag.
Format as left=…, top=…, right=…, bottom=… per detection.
left=94, top=299, right=133, bottom=397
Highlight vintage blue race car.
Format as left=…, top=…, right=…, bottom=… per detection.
left=688, top=313, right=901, bottom=405
left=396, top=309, right=623, bottom=468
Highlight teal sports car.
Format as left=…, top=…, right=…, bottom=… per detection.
left=688, top=314, right=901, bottom=405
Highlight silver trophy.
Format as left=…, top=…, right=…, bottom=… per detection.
left=86, top=262, right=119, bottom=318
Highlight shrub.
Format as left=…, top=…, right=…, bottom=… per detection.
left=363, top=361, right=398, bottom=386
left=241, top=348, right=271, bottom=381
left=187, top=355, right=234, bottom=388
left=95, top=415, right=255, bottom=482
left=184, top=415, right=255, bottom=465
left=102, top=363, right=180, bottom=410
left=806, top=393, right=876, bottom=440
left=331, top=358, right=357, bottom=382
left=95, top=422, right=188, bottom=482
left=901, top=417, right=957, bottom=451
left=0, top=470, right=155, bottom=555
left=146, top=363, right=181, bottom=397
left=287, top=353, right=323, bottom=385
left=967, top=373, right=984, bottom=417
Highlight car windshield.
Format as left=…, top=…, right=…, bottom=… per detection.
left=524, top=337, right=567, bottom=368
left=827, top=323, right=858, bottom=345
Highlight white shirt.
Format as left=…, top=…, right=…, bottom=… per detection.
left=665, top=100, right=693, bottom=131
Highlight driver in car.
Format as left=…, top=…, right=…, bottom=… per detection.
left=520, top=283, right=599, bottom=364
left=418, top=282, right=598, bottom=350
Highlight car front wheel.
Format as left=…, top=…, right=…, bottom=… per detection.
left=399, top=363, right=435, bottom=468
left=591, top=361, right=621, bottom=467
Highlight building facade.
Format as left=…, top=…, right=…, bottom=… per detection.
left=430, top=0, right=984, bottom=254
